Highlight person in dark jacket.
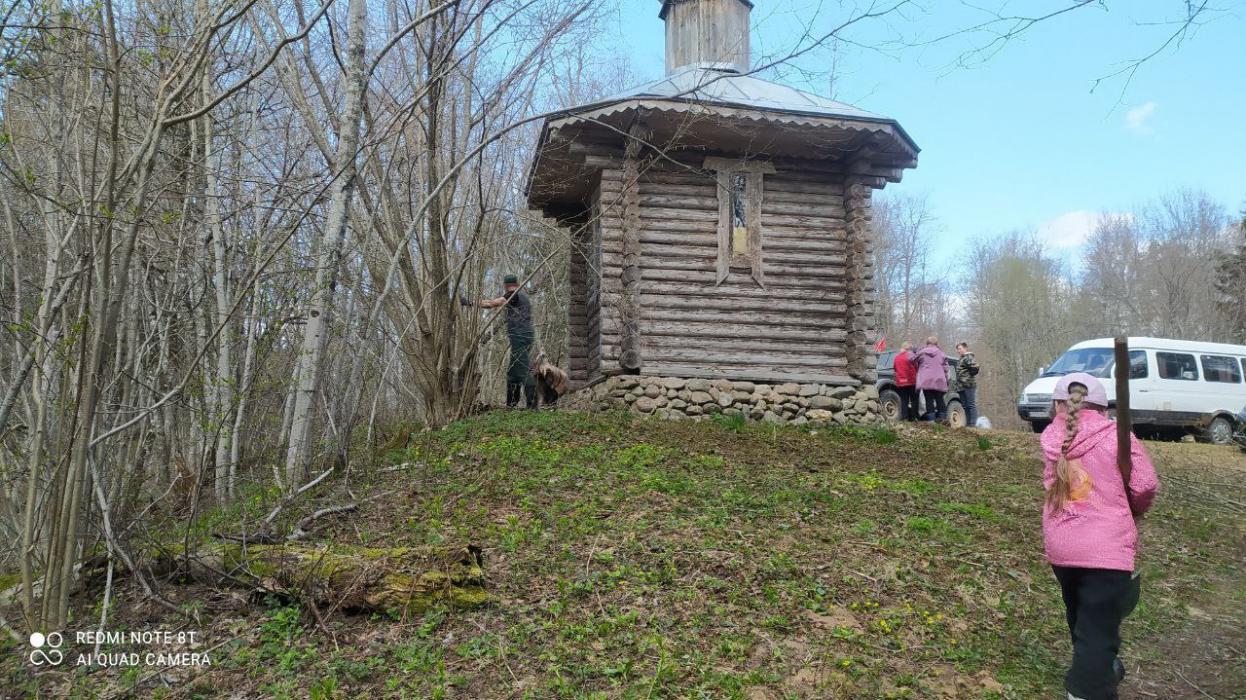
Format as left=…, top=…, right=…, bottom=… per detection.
left=464, top=274, right=536, bottom=408
left=893, top=342, right=919, bottom=421
left=913, top=336, right=949, bottom=422
left=955, top=342, right=981, bottom=428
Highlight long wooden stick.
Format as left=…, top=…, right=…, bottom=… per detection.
left=1114, top=337, right=1134, bottom=507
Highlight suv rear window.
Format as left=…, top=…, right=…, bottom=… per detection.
left=877, top=351, right=896, bottom=372
left=1157, top=352, right=1198, bottom=381
left=1201, top=355, right=1243, bottom=383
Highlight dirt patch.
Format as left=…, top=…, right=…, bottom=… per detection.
left=803, top=605, right=862, bottom=632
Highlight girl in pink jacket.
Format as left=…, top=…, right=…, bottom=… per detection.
left=1041, top=373, right=1159, bottom=700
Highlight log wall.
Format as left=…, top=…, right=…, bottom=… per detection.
left=578, top=158, right=871, bottom=384
left=567, top=211, right=602, bottom=383
left=843, top=176, right=878, bottom=382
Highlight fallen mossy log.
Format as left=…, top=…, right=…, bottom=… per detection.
left=145, top=542, right=489, bottom=614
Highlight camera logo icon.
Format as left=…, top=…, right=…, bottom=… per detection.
left=29, top=632, right=64, bottom=666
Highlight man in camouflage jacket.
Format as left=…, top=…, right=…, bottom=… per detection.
left=955, top=342, right=981, bottom=428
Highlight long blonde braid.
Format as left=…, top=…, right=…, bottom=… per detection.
left=1046, top=384, right=1088, bottom=513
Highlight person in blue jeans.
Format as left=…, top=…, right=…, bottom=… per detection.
left=955, top=342, right=980, bottom=428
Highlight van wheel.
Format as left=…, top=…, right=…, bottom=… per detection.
left=1205, top=416, right=1235, bottom=445
left=879, top=390, right=901, bottom=421
left=947, top=400, right=966, bottom=428
left=1031, top=421, right=1049, bottom=434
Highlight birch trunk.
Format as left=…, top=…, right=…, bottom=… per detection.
left=284, top=0, right=368, bottom=487
left=203, top=72, right=235, bottom=502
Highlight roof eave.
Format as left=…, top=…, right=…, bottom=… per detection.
left=543, top=96, right=920, bottom=158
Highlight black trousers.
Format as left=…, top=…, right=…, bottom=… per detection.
left=1052, top=566, right=1137, bottom=700
left=505, top=382, right=537, bottom=409
left=921, top=389, right=946, bottom=421
left=505, top=335, right=536, bottom=409
left=897, top=385, right=919, bottom=421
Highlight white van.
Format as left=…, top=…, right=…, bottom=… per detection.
left=1017, top=337, right=1246, bottom=444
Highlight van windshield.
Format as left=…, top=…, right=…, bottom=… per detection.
left=1042, top=348, right=1114, bottom=378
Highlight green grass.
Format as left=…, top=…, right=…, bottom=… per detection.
left=14, top=410, right=1244, bottom=699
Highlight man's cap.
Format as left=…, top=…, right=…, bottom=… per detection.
left=1052, top=372, right=1108, bottom=408
left=503, top=274, right=519, bottom=285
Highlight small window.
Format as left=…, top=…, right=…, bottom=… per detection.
left=706, top=156, right=772, bottom=288
left=729, top=173, right=749, bottom=259
left=1200, top=355, right=1243, bottom=384
left=1127, top=350, right=1148, bottom=379
left=1157, top=352, right=1199, bottom=381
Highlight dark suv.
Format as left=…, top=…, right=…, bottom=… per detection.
left=1235, top=405, right=1246, bottom=453
left=875, top=350, right=967, bottom=427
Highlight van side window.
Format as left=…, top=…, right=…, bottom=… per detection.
left=1200, top=355, right=1243, bottom=384
left=1157, top=352, right=1198, bottom=381
left=1128, top=350, right=1148, bottom=379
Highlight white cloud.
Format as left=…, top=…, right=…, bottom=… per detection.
left=1037, top=210, right=1100, bottom=249
left=1125, top=101, right=1158, bottom=135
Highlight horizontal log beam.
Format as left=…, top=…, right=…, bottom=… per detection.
left=602, top=278, right=846, bottom=301
left=602, top=332, right=847, bottom=356
left=639, top=364, right=862, bottom=387
left=637, top=194, right=718, bottom=209
left=639, top=206, right=720, bottom=223
left=634, top=347, right=847, bottom=368
left=638, top=293, right=842, bottom=315
left=614, top=307, right=845, bottom=327
left=602, top=241, right=848, bottom=267
left=637, top=320, right=849, bottom=342
left=602, top=252, right=848, bottom=276
left=600, top=227, right=848, bottom=251
left=599, top=266, right=852, bottom=289
left=764, top=189, right=845, bottom=205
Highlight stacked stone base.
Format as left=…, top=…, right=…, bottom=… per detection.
left=564, top=375, right=882, bottom=426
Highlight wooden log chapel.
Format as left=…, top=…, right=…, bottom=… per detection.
left=526, top=0, right=918, bottom=390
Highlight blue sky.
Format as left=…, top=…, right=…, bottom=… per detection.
left=605, top=1, right=1246, bottom=268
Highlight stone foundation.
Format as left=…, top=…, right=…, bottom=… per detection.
left=563, top=375, right=882, bottom=426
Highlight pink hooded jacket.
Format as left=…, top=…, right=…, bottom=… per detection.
left=1041, top=409, right=1159, bottom=572
left=912, top=345, right=948, bottom=392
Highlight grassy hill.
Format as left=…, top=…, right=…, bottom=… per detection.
left=6, top=411, right=1244, bottom=699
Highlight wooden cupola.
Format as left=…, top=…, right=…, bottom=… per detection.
left=526, top=0, right=919, bottom=389
left=660, top=0, right=753, bottom=74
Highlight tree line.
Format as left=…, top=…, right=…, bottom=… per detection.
left=0, top=0, right=618, bottom=632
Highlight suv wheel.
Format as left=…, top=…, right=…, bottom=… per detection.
left=1031, top=420, right=1049, bottom=434
left=1204, top=416, right=1234, bottom=445
left=947, top=400, right=966, bottom=428
left=879, top=389, right=901, bottom=421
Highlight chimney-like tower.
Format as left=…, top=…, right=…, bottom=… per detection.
left=660, top=0, right=752, bottom=75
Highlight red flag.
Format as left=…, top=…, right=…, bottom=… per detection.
left=874, top=336, right=887, bottom=352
